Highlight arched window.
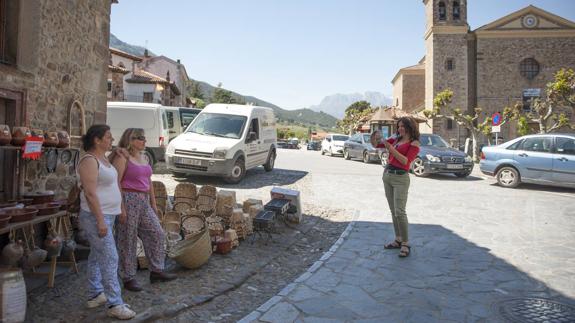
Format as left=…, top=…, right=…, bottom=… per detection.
left=117, top=62, right=125, bottom=68
left=453, top=1, right=460, bottom=20
left=438, top=2, right=446, bottom=21
left=519, top=58, right=540, bottom=80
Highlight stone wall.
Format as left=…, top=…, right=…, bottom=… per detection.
left=476, top=36, right=575, bottom=140
left=0, top=0, right=112, bottom=199
left=402, top=74, right=425, bottom=113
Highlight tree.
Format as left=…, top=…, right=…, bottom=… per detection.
left=524, top=98, right=571, bottom=134
left=188, top=80, right=204, bottom=100
left=211, top=83, right=245, bottom=104
left=547, top=68, right=575, bottom=115
left=337, top=101, right=374, bottom=135
left=424, top=90, right=490, bottom=163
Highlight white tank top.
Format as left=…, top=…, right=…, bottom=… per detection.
left=79, top=155, right=122, bottom=215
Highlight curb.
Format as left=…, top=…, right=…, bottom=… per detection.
left=238, top=209, right=360, bottom=323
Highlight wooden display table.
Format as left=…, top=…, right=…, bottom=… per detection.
left=0, top=211, right=78, bottom=287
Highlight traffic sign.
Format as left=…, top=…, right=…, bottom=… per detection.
left=492, top=112, right=502, bottom=126
left=492, top=125, right=501, bottom=133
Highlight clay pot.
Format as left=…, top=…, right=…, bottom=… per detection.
left=23, top=191, right=55, bottom=205
left=20, top=248, right=48, bottom=270
left=10, top=127, right=30, bottom=146
left=215, top=238, right=232, bottom=255
left=32, top=203, right=61, bottom=216
left=8, top=198, right=34, bottom=206
left=0, top=201, right=17, bottom=209
left=0, top=213, right=11, bottom=229
left=0, top=125, right=11, bottom=146
left=43, top=132, right=59, bottom=147
left=1, top=240, right=24, bottom=267
left=4, top=207, right=38, bottom=222
left=56, top=131, right=70, bottom=148
left=44, top=232, right=63, bottom=257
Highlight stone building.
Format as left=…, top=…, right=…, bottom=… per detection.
left=392, top=1, right=575, bottom=145
left=139, top=52, right=190, bottom=106
left=0, top=0, right=114, bottom=200
left=123, top=69, right=181, bottom=106
left=108, top=47, right=140, bottom=101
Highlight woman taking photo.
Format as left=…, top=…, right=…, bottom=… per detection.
left=371, top=117, right=420, bottom=257
left=111, top=128, right=176, bottom=292
left=78, top=125, right=136, bottom=319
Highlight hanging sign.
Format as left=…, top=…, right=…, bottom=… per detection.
left=22, top=136, right=44, bottom=160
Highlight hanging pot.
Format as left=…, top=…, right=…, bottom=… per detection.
left=43, top=232, right=63, bottom=257
left=10, top=127, right=30, bottom=146
left=0, top=125, right=11, bottom=146
left=20, top=247, right=48, bottom=270
left=61, top=239, right=76, bottom=258
left=56, top=131, right=70, bottom=148
left=43, top=131, right=59, bottom=147
left=1, top=240, right=24, bottom=267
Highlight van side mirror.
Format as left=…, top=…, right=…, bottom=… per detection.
left=247, top=132, right=257, bottom=142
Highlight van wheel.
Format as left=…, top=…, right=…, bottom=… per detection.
left=263, top=149, right=276, bottom=172
left=224, top=157, right=245, bottom=184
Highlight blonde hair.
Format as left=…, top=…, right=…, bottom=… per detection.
left=109, top=128, right=145, bottom=163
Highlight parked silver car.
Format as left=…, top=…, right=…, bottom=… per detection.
left=343, top=133, right=382, bottom=163
left=480, top=133, right=575, bottom=189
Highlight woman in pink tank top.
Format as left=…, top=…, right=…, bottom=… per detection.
left=110, top=128, right=176, bottom=292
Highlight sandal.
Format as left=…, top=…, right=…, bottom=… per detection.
left=398, top=244, right=411, bottom=258
left=384, top=239, right=402, bottom=249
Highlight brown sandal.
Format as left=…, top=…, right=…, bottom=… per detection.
left=398, top=244, right=411, bottom=258
left=384, top=239, right=402, bottom=249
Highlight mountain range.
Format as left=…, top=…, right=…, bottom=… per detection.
left=309, top=92, right=393, bottom=119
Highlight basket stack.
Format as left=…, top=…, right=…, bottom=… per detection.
left=162, top=211, right=181, bottom=235
left=215, top=190, right=236, bottom=226
left=243, top=213, right=253, bottom=236
left=243, top=199, right=263, bottom=214
left=174, top=183, right=197, bottom=216
left=206, top=215, right=224, bottom=238
left=224, top=229, right=239, bottom=248
left=248, top=204, right=264, bottom=220
left=229, top=208, right=246, bottom=239
left=152, top=181, right=168, bottom=216
left=197, top=185, right=217, bottom=217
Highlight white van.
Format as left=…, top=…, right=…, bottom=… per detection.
left=106, top=102, right=170, bottom=164
left=164, top=106, right=202, bottom=142
left=165, top=104, right=277, bottom=183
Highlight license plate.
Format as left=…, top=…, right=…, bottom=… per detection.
left=176, top=157, right=202, bottom=166
left=446, top=164, right=463, bottom=169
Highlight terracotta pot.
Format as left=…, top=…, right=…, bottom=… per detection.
left=23, top=191, right=55, bottom=205
left=56, top=131, right=70, bottom=148
left=0, top=201, right=17, bottom=209
left=10, top=127, right=30, bottom=146
left=8, top=198, right=33, bottom=206
left=44, top=233, right=63, bottom=257
left=0, top=214, right=11, bottom=229
left=32, top=203, right=61, bottom=216
left=215, top=238, right=232, bottom=255
left=1, top=240, right=24, bottom=267
left=20, top=248, right=47, bottom=270
left=0, top=125, right=11, bottom=146
left=3, top=207, right=38, bottom=222
left=43, top=132, right=59, bottom=147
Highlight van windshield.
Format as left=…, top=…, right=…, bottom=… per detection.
left=186, top=113, right=247, bottom=139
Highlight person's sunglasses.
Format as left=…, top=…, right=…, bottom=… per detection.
left=132, top=136, right=146, bottom=141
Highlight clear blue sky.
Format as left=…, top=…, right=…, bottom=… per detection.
left=111, top=0, right=575, bottom=110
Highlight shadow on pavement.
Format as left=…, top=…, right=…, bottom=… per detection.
left=488, top=182, right=575, bottom=194
left=171, top=167, right=309, bottom=189
left=263, top=221, right=575, bottom=322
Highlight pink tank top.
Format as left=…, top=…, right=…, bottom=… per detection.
left=121, top=159, right=152, bottom=192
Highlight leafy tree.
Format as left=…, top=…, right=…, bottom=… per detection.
left=425, top=90, right=490, bottom=163
left=337, top=101, right=374, bottom=135
left=547, top=68, right=575, bottom=115
left=191, top=98, right=206, bottom=109
left=211, top=83, right=244, bottom=104
left=188, top=80, right=204, bottom=100
left=521, top=98, right=571, bottom=134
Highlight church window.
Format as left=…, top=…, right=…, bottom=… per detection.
left=519, top=58, right=540, bottom=80
left=438, top=2, right=446, bottom=21
left=118, top=62, right=125, bottom=68
left=453, top=1, right=460, bottom=20
left=446, top=119, right=453, bottom=130
left=446, top=58, right=455, bottom=71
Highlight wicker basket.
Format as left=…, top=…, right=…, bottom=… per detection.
left=164, top=221, right=181, bottom=234
left=136, top=238, right=148, bottom=269
left=168, top=229, right=211, bottom=269
left=181, top=215, right=205, bottom=238
left=174, top=183, right=197, bottom=200
left=198, top=185, right=217, bottom=198
left=174, top=199, right=196, bottom=215
left=152, top=181, right=168, bottom=214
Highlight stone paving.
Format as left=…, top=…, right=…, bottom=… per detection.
left=239, top=149, right=575, bottom=322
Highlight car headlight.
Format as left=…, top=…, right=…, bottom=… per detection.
left=426, top=154, right=441, bottom=163
left=465, top=156, right=472, bottom=163
left=166, top=144, right=175, bottom=155
left=213, top=148, right=227, bottom=159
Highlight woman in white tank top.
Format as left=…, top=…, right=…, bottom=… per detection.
left=77, top=125, right=136, bottom=320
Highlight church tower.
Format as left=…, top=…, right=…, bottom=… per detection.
left=423, top=0, right=473, bottom=145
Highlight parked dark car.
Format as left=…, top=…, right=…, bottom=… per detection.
left=412, top=134, right=474, bottom=177
left=480, top=133, right=575, bottom=188
left=307, top=141, right=321, bottom=151
left=277, top=141, right=289, bottom=149
left=343, top=133, right=382, bottom=163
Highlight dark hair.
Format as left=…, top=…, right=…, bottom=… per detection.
left=82, top=124, right=110, bottom=151
left=396, top=117, right=420, bottom=142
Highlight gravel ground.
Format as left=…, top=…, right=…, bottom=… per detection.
left=24, top=163, right=353, bottom=322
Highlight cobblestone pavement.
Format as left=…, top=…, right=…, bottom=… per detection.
left=239, top=149, right=575, bottom=322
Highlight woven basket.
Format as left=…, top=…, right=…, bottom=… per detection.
left=152, top=181, right=168, bottom=214
left=182, top=215, right=205, bottom=237
left=165, top=231, right=182, bottom=253
left=164, top=221, right=181, bottom=234
left=198, top=185, right=217, bottom=198
left=136, top=238, right=148, bottom=269
left=163, top=211, right=181, bottom=226
left=174, top=200, right=196, bottom=216
left=174, top=183, right=197, bottom=200
left=168, top=229, right=211, bottom=269
left=242, top=199, right=263, bottom=213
